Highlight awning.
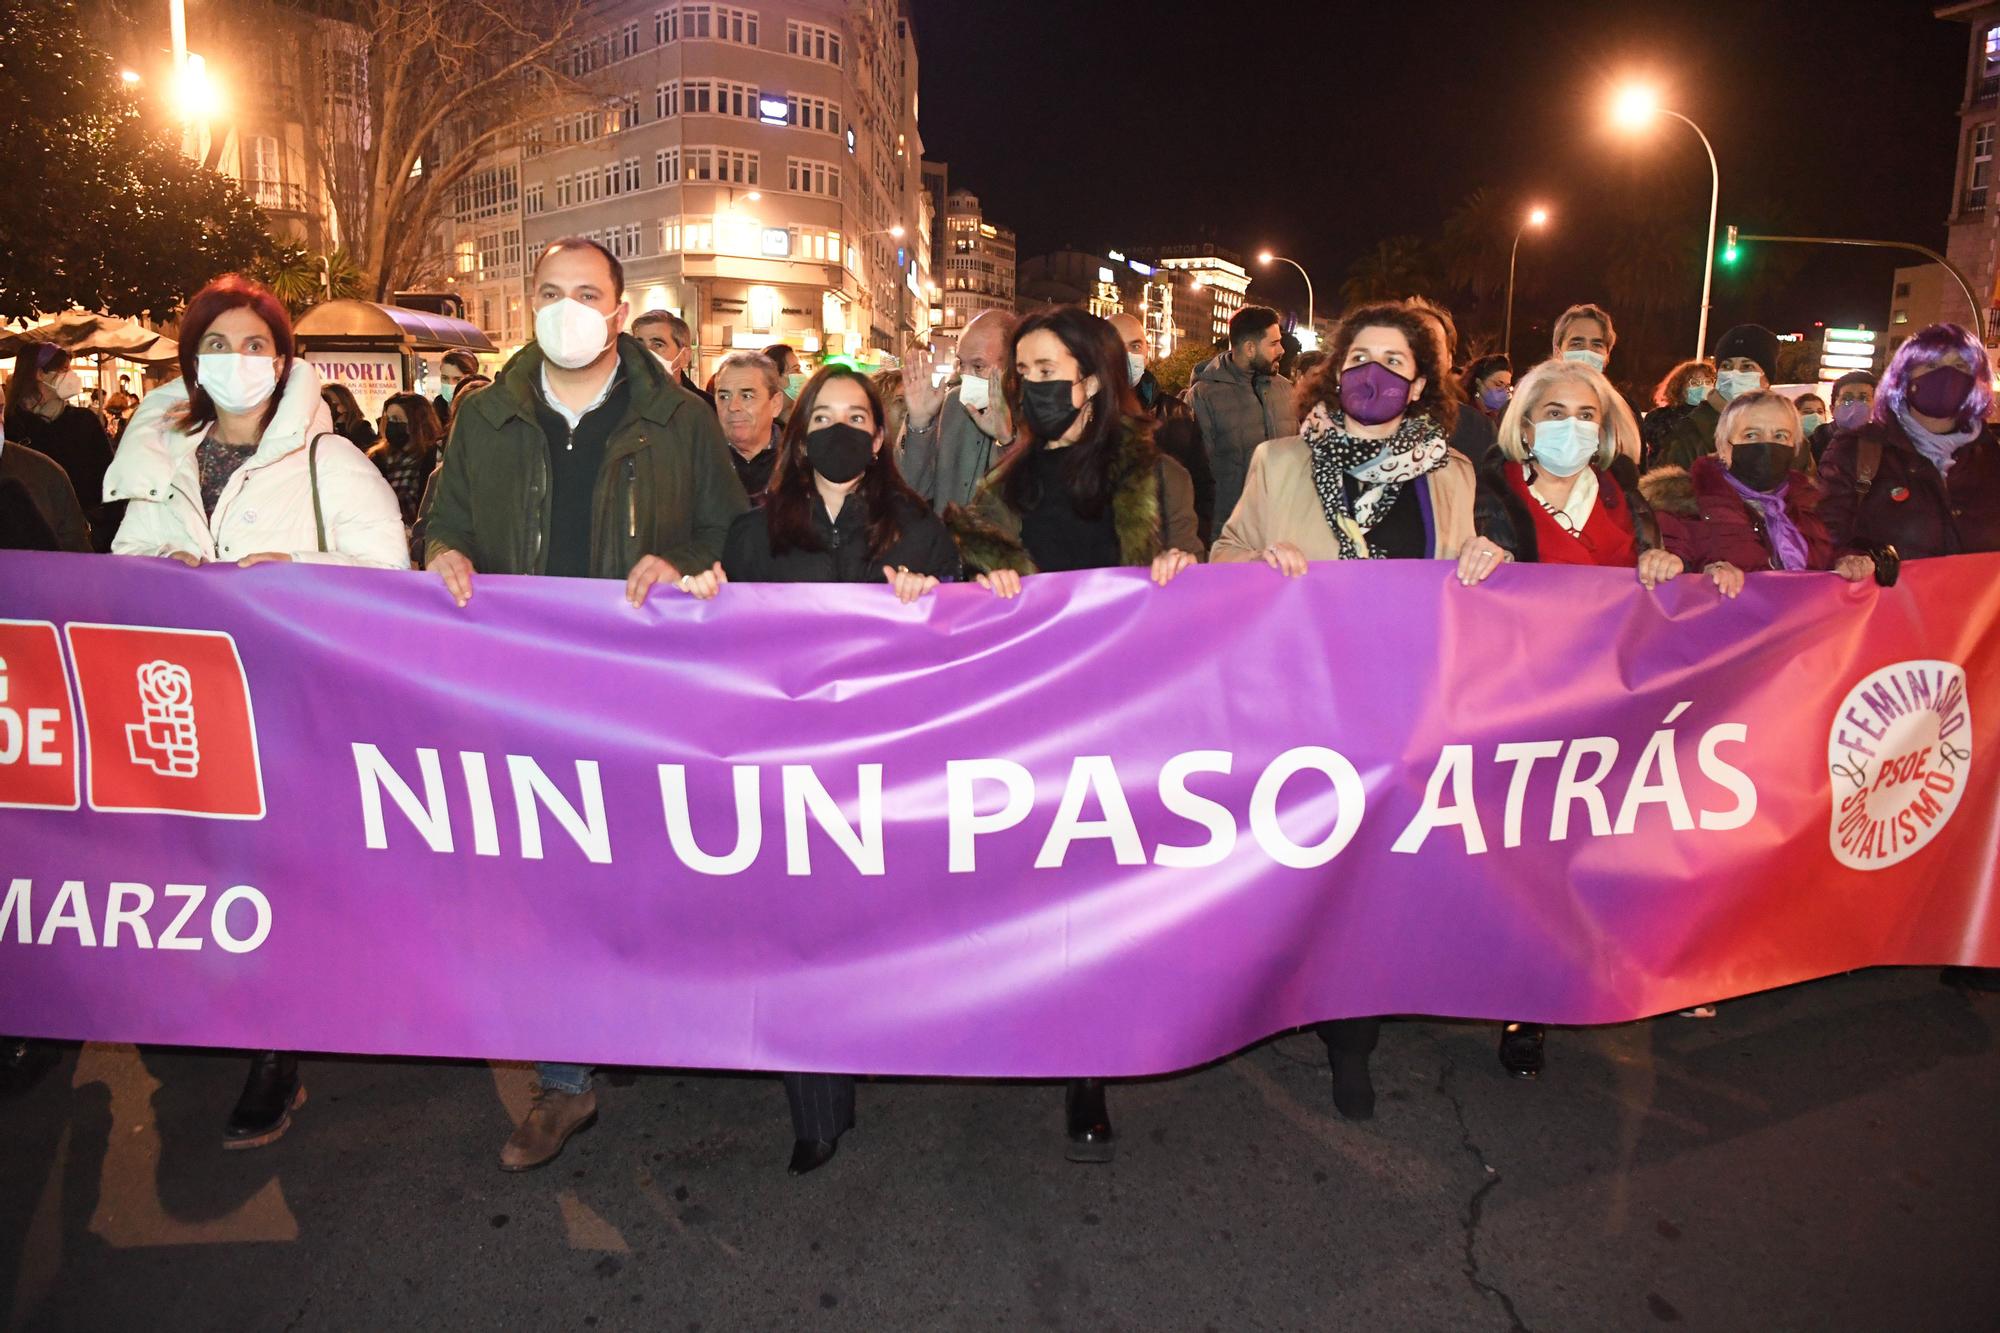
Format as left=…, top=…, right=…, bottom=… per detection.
left=294, top=300, right=497, bottom=353
left=0, top=311, right=172, bottom=360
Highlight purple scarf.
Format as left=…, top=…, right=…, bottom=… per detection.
left=1719, top=469, right=1810, bottom=571
left=1895, top=407, right=1982, bottom=479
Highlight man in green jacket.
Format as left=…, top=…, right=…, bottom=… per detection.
left=423, top=237, right=748, bottom=1172
left=426, top=236, right=748, bottom=612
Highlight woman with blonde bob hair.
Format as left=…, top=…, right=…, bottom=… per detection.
left=1459, top=359, right=1670, bottom=594
left=1460, top=358, right=1676, bottom=1079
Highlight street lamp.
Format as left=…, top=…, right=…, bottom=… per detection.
left=1254, top=250, right=1314, bottom=332
left=173, top=51, right=223, bottom=122
left=1502, top=206, right=1550, bottom=363
left=1612, top=83, right=1720, bottom=359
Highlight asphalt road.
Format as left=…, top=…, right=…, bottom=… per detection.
left=3, top=968, right=1997, bottom=1331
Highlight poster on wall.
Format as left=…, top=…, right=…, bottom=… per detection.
left=303, top=351, right=403, bottom=420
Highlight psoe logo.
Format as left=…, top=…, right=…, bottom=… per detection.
left=1828, top=659, right=1970, bottom=870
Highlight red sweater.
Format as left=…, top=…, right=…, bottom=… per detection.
left=1505, top=463, right=1637, bottom=567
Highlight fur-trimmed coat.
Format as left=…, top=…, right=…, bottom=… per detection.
left=1639, top=455, right=1836, bottom=571
left=944, top=418, right=1204, bottom=575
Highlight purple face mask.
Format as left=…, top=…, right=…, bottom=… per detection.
left=1833, top=400, right=1870, bottom=432
left=1479, top=384, right=1511, bottom=412
left=1339, top=360, right=1415, bottom=426
left=1907, top=366, right=1976, bottom=420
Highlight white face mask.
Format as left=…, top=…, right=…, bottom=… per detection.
left=48, top=371, right=83, bottom=402
left=1716, top=369, right=1762, bottom=402
left=535, top=297, right=613, bottom=370
left=197, top=353, right=279, bottom=415
left=1561, top=349, right=1608, bottom=373
left=1126, top=353, right=1146, bottom=386
left=958, top=372, right=991, bottom=411
left=1528, top=416, right=1601, bottom=477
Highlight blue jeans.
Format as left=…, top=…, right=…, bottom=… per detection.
left=536, top=1062, right=591, bottom=1095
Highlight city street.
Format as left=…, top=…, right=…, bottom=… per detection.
left=3, top=967, right=1996, bottom=1330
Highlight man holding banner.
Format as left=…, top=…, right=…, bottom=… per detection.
left=422, top=235, right=750, bottom=1169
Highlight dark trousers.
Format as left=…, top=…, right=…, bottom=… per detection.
left=783, top=1072, right=855, bottom=1142
left=1315, top=1017, right=1381, bottom=1059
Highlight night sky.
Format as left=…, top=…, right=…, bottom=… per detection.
left=908, top=0, right=1969, bottom=374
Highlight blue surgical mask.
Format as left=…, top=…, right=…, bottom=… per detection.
left=785, top=372, right=808, bottom=397
left=1527, top=416, right=1600, bottom=477
left=1684, top=382, right=1712, bottom=406
left=1716, top=369, right=1762, bottom=401
left=1798, top=412, right=1825, bottom=435
left=1562, top=349, right=1607, bottom=373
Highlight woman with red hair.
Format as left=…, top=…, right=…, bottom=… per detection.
left=103, top=274, right=406, bottom=1150
left=106, top=273, right=406, bottom=572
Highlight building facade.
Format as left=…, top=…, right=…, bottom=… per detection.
left=930, top=185, right=1016, bottom=364
left=1149, top=249, right=1249, bottom=348
left=1939, top=2, right=2000, bottom=343
left=1888, top=263, right=1969, bottom=352
left=444, top=0, right=929, bottom=372
left=1015, top=248, right=1210, bottom=358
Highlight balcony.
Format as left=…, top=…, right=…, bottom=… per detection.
left=252, top=179, right=309, bottom=213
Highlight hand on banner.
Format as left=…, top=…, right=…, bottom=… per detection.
left=163, top=550, right=203, bottom=567
left=237, top=552, right=293, bottom=567
left=1703, top=561, right=1746, bottom=599
left=976, top=569, right=1024, bottom=599
left=1833, top=553, right=1875, bottom=583
left=882, top=564, right=940, bottom=604
left=1636, top=548, right=1685, bottom=589
left=624, top=554, right=684, bottom=606
left=1150, top=548, right=1197, bottom=587
left=1260, top=542, right=1309, bottom=578
left=903, top=343, right=947, bottom=431
left=1455, top=536, right=1513, bottom=586
left=677, top=563, right=727, bottom=601
left=428, top=548, right=476, bottom=607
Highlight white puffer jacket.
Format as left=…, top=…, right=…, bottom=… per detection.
left=105, top=359, right=409, bottom=568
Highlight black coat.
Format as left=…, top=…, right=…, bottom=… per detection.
left=723, top=490, right=961, bottom=585
left=1139, top=374, right=1216, bottom=546
left=5, top=404, right=118, bottom=550
left=1818, top=418, right=2000, bottom=560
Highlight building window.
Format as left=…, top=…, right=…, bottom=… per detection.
left=1895, top=281, right=1912, bottom=298
left=785, top=94, right=841, bottom=135
left=786, top=20, right=840, bottom=66
left=626, top=223, right=642, bottom=257
left=554, top=174, right=572, bottom=208
left=660, top=5, right=758, bottom=46
left=245, top=133, right=287, bottom=209
left=617, top=96, right=641, bottom=131
left=620, top=21, right=641, bottom=59
left=525, top=182, right=544, bottom=216
left=786, top=157, right=839, bottom=198
left=1969, top=123, right=1994, bottom=213
left=1984, top=26, right=2000, bottom=98
left=454, top=164, right=519, bottom=222
left=1894, top=309, right=1910, bottom=325
left=656, top=147, right=680, bottom=185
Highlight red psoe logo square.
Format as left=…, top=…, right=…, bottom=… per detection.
left=0, top=619, right=79, bottom=811
left=65, top=624, right=266, bottom=819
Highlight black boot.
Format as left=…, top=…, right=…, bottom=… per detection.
left=1064, top=1078, right=1114, bottom=1163
left=1498, top=1023, right=1546, bottom=1079
left=223, top=1051, right=304, bottom=1150
left=788, top=1139, right=839, bottom=1176
left=0, top=1037, right=59, bottom=1098
left=1317, top=1018, right=1380, bottom=1121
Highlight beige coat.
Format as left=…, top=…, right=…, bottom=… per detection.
left=1210, top=435, right=1476, bottom=562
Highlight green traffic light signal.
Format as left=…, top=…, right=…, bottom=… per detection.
left=1721, top=224, right=1740, bottom=265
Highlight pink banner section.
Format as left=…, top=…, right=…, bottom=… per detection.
left=1, top=550, right=1997, bottom=1076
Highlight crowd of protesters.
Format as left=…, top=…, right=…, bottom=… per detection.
left=6, top=233, right=1999, bottom=1174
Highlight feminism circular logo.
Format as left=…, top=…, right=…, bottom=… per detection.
left=1828, top=659, right=1971, bottom=870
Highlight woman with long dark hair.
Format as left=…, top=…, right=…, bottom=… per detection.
left=368, top=391, right=444, bottom=529
left=104, top=273, right=406, bottom=1148
left=947, top=305, right=1204, bottom=1164
left=671, top=367, right=958, bottom=1174
left=5, top=343, right=118, bottom=549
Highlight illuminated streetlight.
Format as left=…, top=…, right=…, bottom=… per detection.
left=1503, top=205, right=1552, bottom=360
left=889, top=224, right=905, bottom=239
left=173, top=51, right=223, bottom=122
left=119, top=68, right=141, bottom=85
left=1611, top=83, right=1720, bottom=358
left=1254, top=251, right=1314, bottom=330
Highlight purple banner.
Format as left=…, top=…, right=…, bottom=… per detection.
left=2, top=549, right=1998, bottom=1076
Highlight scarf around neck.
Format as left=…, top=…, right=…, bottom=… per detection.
left=1719, top=467, right=1810, bottom=571
left=1895, top=407, right=1981, bottom=479
left=1300, top=401, right=1449, bottom=559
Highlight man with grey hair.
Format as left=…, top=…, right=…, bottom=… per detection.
left=713, top=350, right=785, bottom=497
left=631, top=309, right=712, bottom=409
left=899, top=307, right=1017, bottom=512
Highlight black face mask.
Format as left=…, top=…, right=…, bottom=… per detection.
left=805, top=422, right=874, bottom=484
left=1728, top=442, right=1793, bottom=492
left=1020, top=378, right=1084, bottom=440
left=383, top=420, right=410, bottom=448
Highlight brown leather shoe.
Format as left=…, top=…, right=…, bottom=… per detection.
left=499, top=1087, right=598, bottom=1171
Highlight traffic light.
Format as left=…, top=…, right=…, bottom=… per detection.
left=1721, top=225, right=1740, bottom=266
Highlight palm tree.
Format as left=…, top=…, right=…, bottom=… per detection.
left=1438, top=187, right=1514, bottom=302
left=258, top=246, right=368, bottom=315
left=1342, top=236, right=1436, bottom=306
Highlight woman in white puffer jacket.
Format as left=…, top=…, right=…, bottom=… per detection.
left=102, top=275, right=405, bottom=1152
left=107, top=274, right=407, bottom=571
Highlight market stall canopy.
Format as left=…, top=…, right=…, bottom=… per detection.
left=0, top=311, right=173, bottom=360
left=294, top=300, right=497, bottom=353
